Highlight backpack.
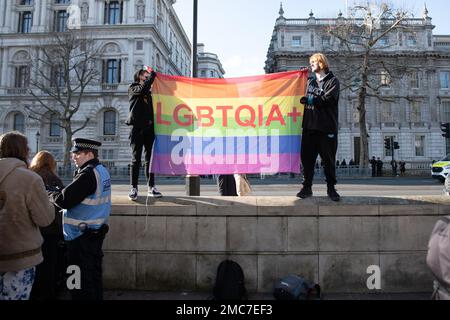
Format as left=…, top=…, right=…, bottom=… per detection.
left=273, top=274, right=321, bottom=300
left=426, top=216, right=450, bottom=299
left=213, top=260, right=247, bottom=300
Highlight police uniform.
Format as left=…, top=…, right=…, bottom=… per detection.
left=50, top=138, right=111, bottom=300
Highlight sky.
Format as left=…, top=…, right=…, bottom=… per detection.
left=173, top=0, right=450, bottom=78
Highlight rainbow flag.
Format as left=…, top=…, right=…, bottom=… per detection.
left=151, top=70, right=307, bottom=175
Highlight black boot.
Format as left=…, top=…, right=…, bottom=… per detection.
left=327, top=186, right=340, bottom=202
left=296, top=186, right=313, bottom=199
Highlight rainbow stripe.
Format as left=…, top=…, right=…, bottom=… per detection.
left=151, top=70, right=307, bottom=175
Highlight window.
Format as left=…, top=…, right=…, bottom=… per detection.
left=49, top=114, right=61, bottom=137
left=281, top=34, right=284, bottom=47
left=13, top=113, right=25, bottom=133
left=410, top=101, right=421, bottom=122
left=322, top=36, right=331, bottom=47
left=352, top=101, right=359, bottom=124
left=292, top=36, right=302, bottom=47
left=18, top=12, right=32, bottom=33
left=101, top=149, right=115, bottom=160
left=15, top=66, right=30, bottom=88
left=381, top=71, right=391, bottom=86
left=410, top=71, right=420, bottom=88
left=103, top=110, right=116, bottom=135
left=54, top=10, right=68, bottom=32
left=103, top=59, right=121, bottom=84
left=381, top=102, right=392, bottom=122
left=210, top=70, right=215, bottom=78
left=443, top=101, right=450, bottom=123
left=407, top=35, right=417, bottom=46
left=104, top=1, right=123, bottom=25
left=428, top=33, right=432, bottom=47
left=136, top=40, right=143, bottom=51
left=20, top=0, right=33, bottom=5
left=441, top=71, right=450, bottom=89
left=200, top=70, right=206, bottom=77
left=398, top=33, right=403, bottom=46
left=379, top=36, right=389, bottom=46
left=51, top=65, right=65, bottom=87
left=310, top=34, right=314, bottom=47
left=55, top=0, right=70, bottom=3
left=415, top=136, right=425, bottom=157
left=384, top=135, right=395, bottom=157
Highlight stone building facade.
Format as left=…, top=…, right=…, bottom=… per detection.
left=265, top=5, right=450, bottom=164
left=0, top=0, right=191, bottom=168
left=197, top=43, right=225, bottom=78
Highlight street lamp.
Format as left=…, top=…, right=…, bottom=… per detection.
left=186, top=0, right=200, bottom=196
left=35, top=131, right=40, bottom=153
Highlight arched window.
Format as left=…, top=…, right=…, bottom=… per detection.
left=103, top=110, right=116, bottom=135
left=13, top=113, right=25, bottom=133
left=50, top=113, right=61, bottom=136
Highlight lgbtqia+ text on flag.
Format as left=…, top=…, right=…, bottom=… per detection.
left=150, top=70, right=307, bottom=175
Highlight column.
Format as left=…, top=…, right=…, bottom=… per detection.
left=1, top=48, right=9, bottom=87
left=87, top=0, right=95, bottom=24
left=40, top=0, right=49, bottom=32
left=122, top=0, right=128, bottom=24
left=4, top=0, right=12, bottom=32
left=32, top=0, right=41, bottom=31
left=0, top=0, right=6, bottom=31
left=128, top=0, right=135, bottom=23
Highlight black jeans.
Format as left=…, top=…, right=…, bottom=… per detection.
left=217, top=175, right=237, bottom=196
left=66, top=226, right=107, bottom=300
left=130, top=126, right=155, bottom=188
left=301, top=129, right=338, bottom=188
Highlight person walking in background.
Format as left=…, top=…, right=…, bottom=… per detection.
left=29, top=151, right=65, bottom=300
left=49, top=138, right=111, bottom=300
left=0, top=132, right=54, bottom=300
left=376, top=157, right=383, bottom=177
left=296, top=53, right=341, bottom=201
left=126, top=66, right=162, bottom=201
left=370, top=156, right=377, bottom=177
left=399, top=161, right=406, bottom=176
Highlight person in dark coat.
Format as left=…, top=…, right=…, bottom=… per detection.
left=297, top=53, right=341, bottom=201
left=126, top=67, right=162, bottom=200
left=29, top=151, right=65, bottom=300
left=370, top=156, right=377, bottom=177
left=376, top=157, right=383, bottom=177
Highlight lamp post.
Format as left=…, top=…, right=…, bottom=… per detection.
left=35, top=131, right=40, bottom=153
left=186, top=0, right=200, bottom=196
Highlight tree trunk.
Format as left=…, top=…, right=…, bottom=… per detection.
left=358, top=51, right=370, bottom=170
left=63, top=123, right=72, bottom=176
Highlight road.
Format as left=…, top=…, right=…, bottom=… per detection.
left=109, top=176, right=445, bottom=197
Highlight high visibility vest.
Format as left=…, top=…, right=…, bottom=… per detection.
left=63, top=164, right=111, bottom=241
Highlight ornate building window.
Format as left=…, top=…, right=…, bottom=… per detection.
left=104, top=1, right=123, bottom=25
left=381, top=102, right=392, bottom=122
left=440, top=71, right=449, bottom=89
left=20, top=0, right=33, bottom=5
left=18, top=11, right=32, bottom=33
left=415, top=136, right=425, bottom=157
left=102, top=59, right=121, bottom=84
left=410, top=101, right=421, bottom=123
left=54, top=10, right=68, bottom=32
left=103, top=110, right=116, bottom=135
left=49, top=113, right=61, bottom=137
left=410, top=71, right=420, bottom=88
left=51, top=64, right=65, bottom=87
left=13, top=113, right=25, bottom=133
left=15, top=66, right=30, bottom=88
left=292, top=36, right=302, bottom=47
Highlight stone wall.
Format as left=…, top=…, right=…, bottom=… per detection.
left=103, top=196, right=450, bottom=293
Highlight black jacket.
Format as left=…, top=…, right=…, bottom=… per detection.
left=49, top=159, right=99, bottom=210
left=302, top=71, right=340, bottom=134
left=126, top=71, right=157, bottom=128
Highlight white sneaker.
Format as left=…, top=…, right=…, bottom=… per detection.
left=148, top=187, right=162, bottom=198
left=128, top=187, right=138, bottom=201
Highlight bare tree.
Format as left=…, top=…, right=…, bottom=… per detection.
left=323, top=2, right=414, bottom=168
left=27, top=30, right=100, bottom=170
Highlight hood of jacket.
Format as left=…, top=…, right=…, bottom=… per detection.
left=0, top=158, right=26, bottom=185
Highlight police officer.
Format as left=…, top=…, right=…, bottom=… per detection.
left=50, top=138, right=111, bottom=300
